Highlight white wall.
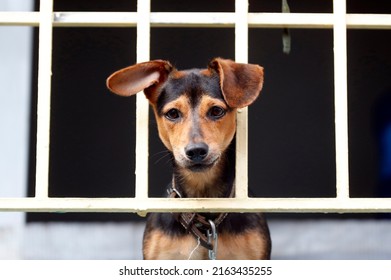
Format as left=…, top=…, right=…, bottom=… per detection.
left=0, top=0, right=33, bottom=258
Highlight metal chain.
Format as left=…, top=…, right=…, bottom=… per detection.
left=207, top=220, right=218, bottom=260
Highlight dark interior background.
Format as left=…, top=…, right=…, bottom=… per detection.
left=28, top=0, right=391, bottom=221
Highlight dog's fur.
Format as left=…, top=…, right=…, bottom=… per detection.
left=107, top=58, right=271, bottom=259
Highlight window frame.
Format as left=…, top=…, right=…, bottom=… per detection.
left=0, top=0, right=391, bottom=214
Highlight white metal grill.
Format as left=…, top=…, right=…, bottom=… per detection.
left=1, top=0, right=391, bottom=214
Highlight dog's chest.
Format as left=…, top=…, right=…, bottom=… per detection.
left=143, top=229, right=267, bottom=260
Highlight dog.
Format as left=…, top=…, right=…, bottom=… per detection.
left=107, top=58, right=271, bottom=259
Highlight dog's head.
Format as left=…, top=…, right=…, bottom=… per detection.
left=107, top=58, right=264, bottom=173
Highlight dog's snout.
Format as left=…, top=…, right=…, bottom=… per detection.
left=185, top=143, right=209, bottom=163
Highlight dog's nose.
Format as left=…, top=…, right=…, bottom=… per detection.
left=185, top=143, right=209, bottom=163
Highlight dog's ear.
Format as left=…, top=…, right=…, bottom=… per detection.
left=209, top=58, right=264, bottom=108
left=106, top=60, right=173, bottom=102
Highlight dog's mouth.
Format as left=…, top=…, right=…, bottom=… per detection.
left=186, top=162, right=215, bottom=172
left=175, top=154, right=220, bottom=173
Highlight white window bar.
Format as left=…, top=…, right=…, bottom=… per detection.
left=1, top=1, right=391, bottom=213
left=2, top=12, right=391, bottom=29
left=34, top=0, right=53, bottom=198
left=135, top=0, right=151, bottom=200
left=333, top=0, right=349, bottom=199
left=234, top=0, right=249, bottom=199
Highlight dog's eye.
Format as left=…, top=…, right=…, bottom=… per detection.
left=208, top=106, right=226, bottom=119
left=165, top=109, right=181, bottom=121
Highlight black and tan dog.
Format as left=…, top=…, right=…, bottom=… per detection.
left=107, top=58, right=271, bottom=259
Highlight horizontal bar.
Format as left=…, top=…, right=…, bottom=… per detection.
left=250, top=13, right=391, bottom=29
left=0, top=11, right=39, bottom=26
left=0, top=197, right=390, bottom=214
left=348, top=13, right=391, bottom=29
left=150, top=12, right=233, bottom=27
left=249, top=12, right=333, bottom=28
left=53, top=12, right=138, bottom=27
left=1, top=12, right=391, bottom=29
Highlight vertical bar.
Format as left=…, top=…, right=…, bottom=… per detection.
left=235, top=0, right=249, bottom=199
left=35, top=0, right=54, bottom=198
left=135, top=0, right=151, bottom=199
left=333, top=0, right=350, bottom=199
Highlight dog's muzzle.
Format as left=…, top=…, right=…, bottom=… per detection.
left=180, top=142, right=218, bottom=172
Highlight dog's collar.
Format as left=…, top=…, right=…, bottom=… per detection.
left=167, top=177, right=235, bottom=252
